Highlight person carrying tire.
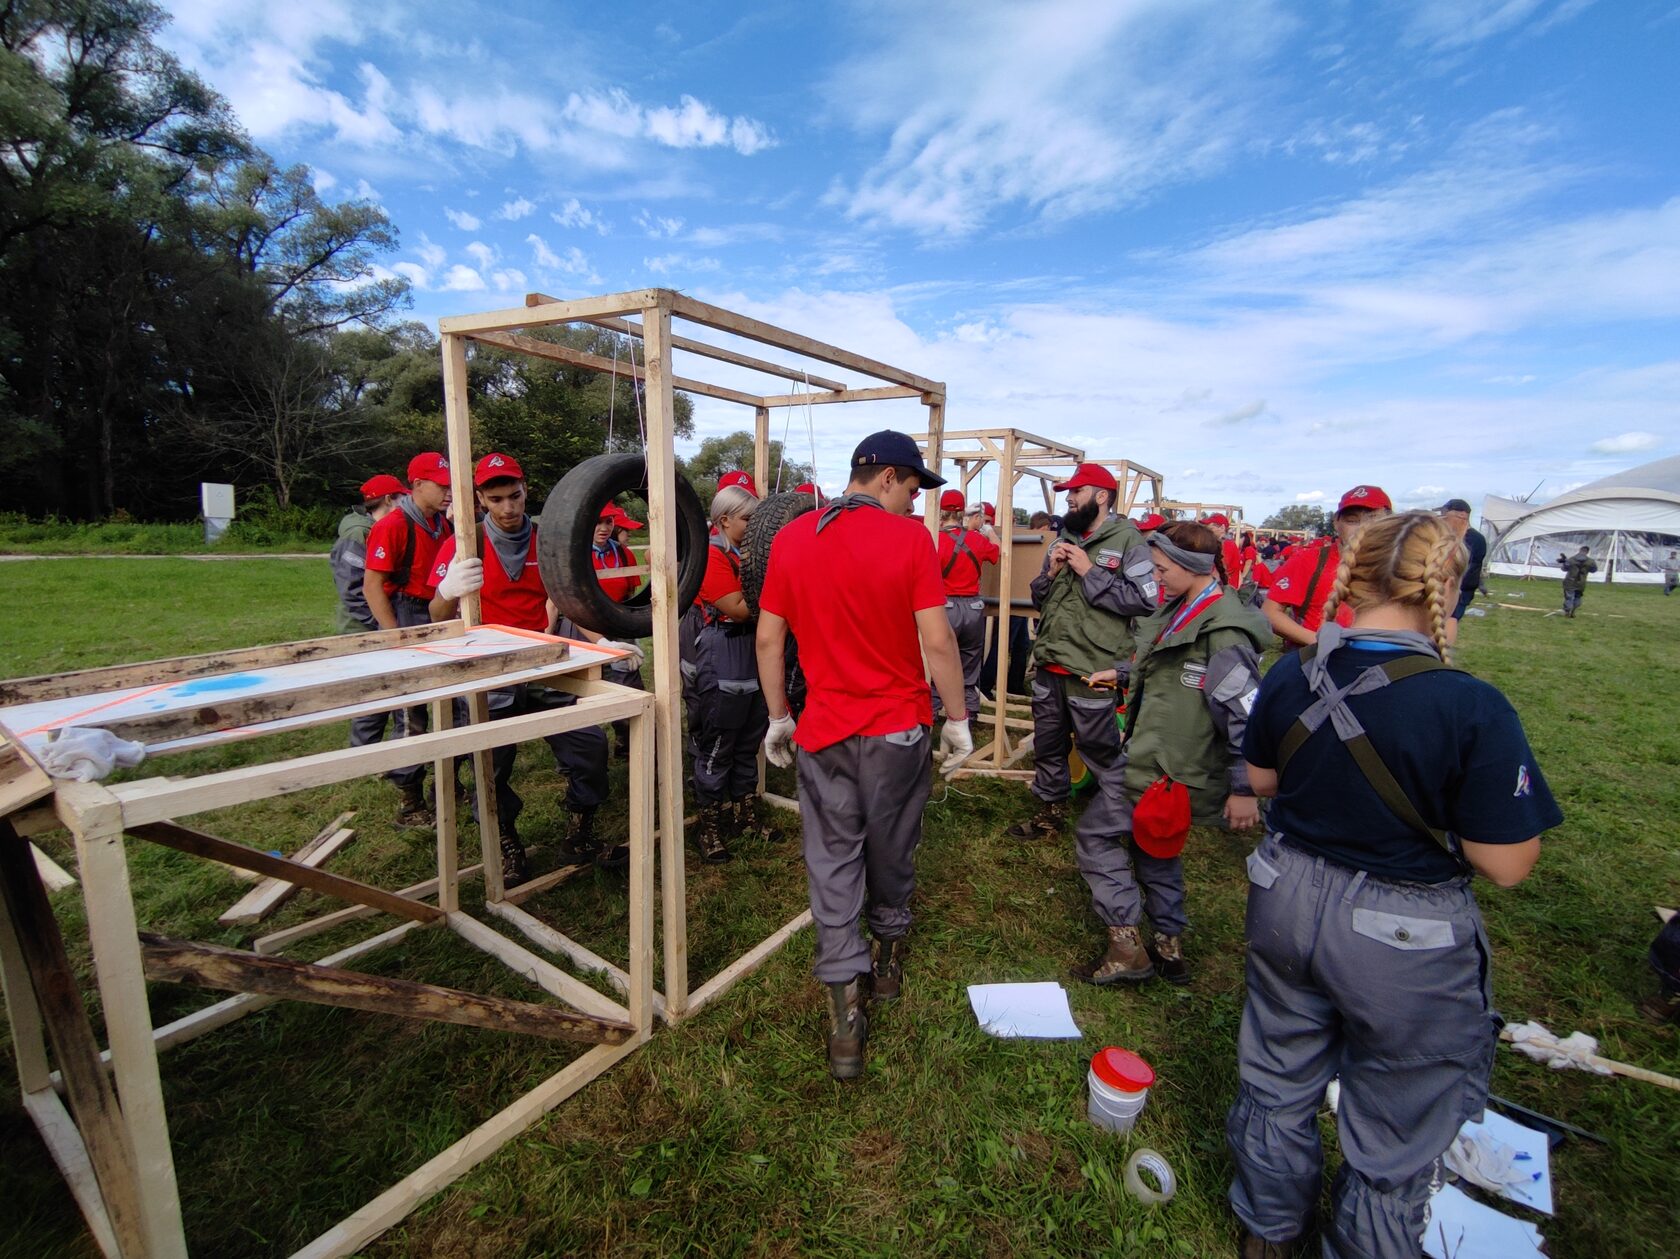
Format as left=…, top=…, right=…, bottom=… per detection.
left=1008, top=463, right=1158, bottom=842
left=755, top=431, right=971, bottom=1081
left=593, top=503, right=645, bottom=758
left=935, top=489, right=1000, bottom=721
left=688, top=482, right=770, bottom=864
left=428, top=453, right=623, bottom=883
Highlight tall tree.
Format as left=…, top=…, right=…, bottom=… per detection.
left=1260, top=504, right=1328, bottom=533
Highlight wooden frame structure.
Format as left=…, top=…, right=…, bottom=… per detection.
left=440, top=289, right=947, bottom=1022
left=1162, top=498, right=1245, bottom=526
left=0, top=625, right=655, bottom=1258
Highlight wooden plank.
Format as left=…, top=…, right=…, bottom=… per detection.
left=87, top=640, right=571, bottom=746
left=499, top=861, right=590, bottom=906
left=218, top=826, right=356, bottom=927
left=140, top=934, right=631, bottom=1046
left=918, top=427, right=1085, bottom=459
left=463, top=691, right=504, bottom=905
left=759, top=384, right=925, bottom=408
left=31, top=842, right=77, bottom=892
left=108, top=688, right=647, bottom=825
left=469, top=330, right=763, bottom=408
left=0, top=624, right=465, bottom=707
left=0, top=838, right=58, bottom=1098
left=685, top=910, right=814, bottom=1019
left=23, top=797, right=159, bottom=1258
left=483, top=901, right=633, bottom=997
left=446, top=912, right=628, bottom=1022
left=760, top=790, right=801, bottom=815
left=669, top=292, right=943, bottom=393
left=0, top=724, right=54, bottom=817
left=440, top=334, right=481, bottom=629
left=254, top=867, right=481, bottom=955
left=567, top=308, right=849, bottom=392
left=753, top=405, right=770, bottom=500
left=432, top=699, right=462, bottom=913
left=437, top=289, right=659, bottom=336
left=19, top=1089, right=123, bottom=1259
left=132, top=822, right=445, bottom=925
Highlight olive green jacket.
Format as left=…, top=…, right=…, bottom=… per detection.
left=1029, top=515, right=1156, bottom=678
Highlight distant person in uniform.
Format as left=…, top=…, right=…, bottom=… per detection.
left=1263, top=486, right=1391, bottom=651
left=1557, top=545, right=1598, bottom=617
left=1662, top=549, right=1679, bottom=596
left=333, top=473, right=407, bottom=751
left=935, top=489, right=1000, bottom=721
left=1437, top=498, right=1486, bottom=646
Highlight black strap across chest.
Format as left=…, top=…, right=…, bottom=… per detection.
left=941, top=528, right=979, bottom=581
left=1289, top=544, right=1334, bottom=625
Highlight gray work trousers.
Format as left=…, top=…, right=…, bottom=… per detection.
left=383, top=594, right=465, bottom=790
left=932, top=596, right=986, bottom=720
left=1074, top=786, right=1187, bottom=935
left=797, top=727, right=932, bottom=982
left=1030, top=670, right=1124, bottom=806
left=1227, top=835, right=1497, bottom=1259
left=343, top=612, right=391, bottom=751
left=487, top=685, right=607, bottom=823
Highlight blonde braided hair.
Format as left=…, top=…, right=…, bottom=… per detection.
left=1319, top=511, right=1467, bottom=661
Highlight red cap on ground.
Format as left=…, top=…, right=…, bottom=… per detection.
left=1090, top=1047, right=1155, bottom=1092
left=1136, top=512, right=1166, bottom=532
left=718, top=470, right=757, bottom=494
left=1337, top=484, right=1393, bottom=514
left=1052, top=462, right=1119, bottom=494
left=360, top=474, right=408, bottom=500
left=406, top=452, right=450, bottom=488
left=981, top=501, right=996, bottom=521
left=1202, top=513, right=1229, bottom=528
left=473, top=452, right=524, bottom=486
left=939, top=490, right=966, bottom=511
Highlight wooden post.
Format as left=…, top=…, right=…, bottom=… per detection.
left=641, top=295, right=690, bottom=1017
left=60, top=783, right=188, bottom=1258
left=992, top=430, right=1017, bottom=767
left=432, top=699, right=460, bottom=913
left=753, top=405, right=770, bottom=498
left=626, top=703, right=655, bottom=1034
left=440, top=334, right=480, bottom=629
left=922, top=395, right=946, bottom=537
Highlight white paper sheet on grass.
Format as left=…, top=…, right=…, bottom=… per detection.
left=1422, top=1184, right=1545, bottom=1259
left=1458, top=1110, right=1553, bottom=1214
left=967, top=982, right=1082, bottom=1039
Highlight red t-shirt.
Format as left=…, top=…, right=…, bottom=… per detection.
left=432, top=528, right=547, bottom=631
left=696, top=543, right=743, bottom=611
left=936, top=527, right=1000, bottom=596
left=759, top=507, right=946, bottom=751
left=1265, top=541, right=1353, bottom=632
left=365, top=509, right=450, bottom=599
left=593, top=540, right=639, bottom=604
left=1221, top=538, right=1243, bottom=585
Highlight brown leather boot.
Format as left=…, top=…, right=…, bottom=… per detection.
left=1071, top=924, right=1156, bottom=985
left=1150, top=932, right=1190, bottom=985
left=1238, top=1229, right=1298, bottom=1258
left=1005, top=800, right=1068, bottom=840
left=499, top=825, right=530, bottom=887
left=871, top=937, right=906, bottom=1003
left=693, top=803, right=731, bottom=864
left=394, top=782, right=434, bottom=829
left=825, top=977, right=868, bottom=1080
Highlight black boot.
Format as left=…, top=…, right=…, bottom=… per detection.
left=735, top=797, right=785, bottom=845
left=499, top=822, right=530, bottom=887
left=1005, top=800, right=1068, bottom=841
left=394, top=782, right=434, bottom=829
left=825, top=977, right=869, bottom=1081
left=871, top=937, right=906, bottom=1003
left=693, top=803, right=732, bottom=864
left=558, top=808, right=600, bottom=865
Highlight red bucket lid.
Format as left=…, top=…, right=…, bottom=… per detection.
left=1091, top=1046, right=1154, bottom=1092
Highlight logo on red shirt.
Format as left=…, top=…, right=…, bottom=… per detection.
left=1274, top=577, right=1290, bottom=590
left=374, top=546, right=386, bottom=559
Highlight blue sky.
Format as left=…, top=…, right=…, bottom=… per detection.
left=157, top=0, right=1680, bottom=519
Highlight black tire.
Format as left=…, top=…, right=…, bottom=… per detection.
left=740, top=490, right=818, bottom=614
left=537, top=453, right=707, bottom=640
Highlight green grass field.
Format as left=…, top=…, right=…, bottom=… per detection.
left=1, top=563, right=1676, bottom=1257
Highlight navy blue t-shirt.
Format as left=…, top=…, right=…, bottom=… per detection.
left=1244, top=641, right=1563, bottom=883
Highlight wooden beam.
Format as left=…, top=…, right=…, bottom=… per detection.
left=131, top=822, right=445, bottom=925
left=440, top=334, right=481, bottom=629
left=562, top=308, right=849, bottom=393
left=0, top=725, right=54, bottom=816
left=139, top=935, right=632, bottom=1046
left=759, top=384, right=924, bottom=408
left=0, top=624, right=466, bottom=707
left=499, top=861, right=590, bottom=906
left=437, top=289, right=659, bottom=336
left=669, top=292, right=944, bottom=393
left=31, top=842, right=76, bottom=892
left=469, top=330, right=763, bottom=408
left=19, top=1088, right=123, bottom=1259
left=217, top=819, right=356, bottom=927
left=445, top=912, right=628, bottom=1023
left=685, top=910, right=813, bottom=1019
left=253, top=867, right=480, bottom=955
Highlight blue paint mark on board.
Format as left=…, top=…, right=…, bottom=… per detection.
left=173, top=675, right=261, bottom=696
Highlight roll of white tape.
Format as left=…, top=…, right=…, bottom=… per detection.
left=1124, top=1147, right=1177, bottom=1206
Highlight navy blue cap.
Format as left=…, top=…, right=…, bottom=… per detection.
left=849, top=430, right=946, bottom=488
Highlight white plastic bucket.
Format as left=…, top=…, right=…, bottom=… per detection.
left=1087, top=1068, right=1149, bottom=1133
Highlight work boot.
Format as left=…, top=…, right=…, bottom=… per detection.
left=499, top=823, right=530, bottom=887
left=1638, top=984, right=1680, bottom=1026
left=693, top=803, right=732, bottom=864
left=1071, top=925, right=1156, bottom=985
left=825, top=976, right=869, bottom=1081
left=871, top=937, right=906, bottom=1003
left=735, top=797, right=785, bottom=845
left=1006, top=800, right=1068, bottom=841
left=1238, top=1230, right=1298, bottom=1259
left=1149, top=932, right=1190, bottom=986
left=558, top=808, right=601, bottom=865
left=595, top=841, right=629, bottom=872
left=394, top=783, right=434, bottom=830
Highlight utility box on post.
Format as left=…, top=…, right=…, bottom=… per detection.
left=200, top=482, right=235, bottom=545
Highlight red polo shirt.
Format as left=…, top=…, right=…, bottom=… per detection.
left=936, top=526, right=1000, bottom=596
left=759, top=506, right=946, bottom=751
left=1221, top=538, right=1243, bottom=585
left=593, top=539, right=639, bottom=604
left=1265, top=541, right=1353, bottom=632
left=696, top=543, right=743, bottom=610
left=365, top=508, right=450, bottom=599
left=432, top=527, right=547, bottom=631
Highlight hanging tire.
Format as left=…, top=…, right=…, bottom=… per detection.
left=740, top=490, right=817, bottom=614
left=537, top=453, right=707, bottom=640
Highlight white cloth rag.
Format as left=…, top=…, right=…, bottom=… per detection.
left=1504, top=1020, right=1612, bottom=1076
left=39, top=728, right=147, bottom=782
left=1443, top=1132, right=1528, bottom=1194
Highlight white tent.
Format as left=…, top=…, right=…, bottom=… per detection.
left=1483, top=455, right=1680, bottom=584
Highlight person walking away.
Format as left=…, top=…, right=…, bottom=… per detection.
left=362, top=453, right=455, bottom=827
left=333, top=473, right=407, bottom=750
left=1008, top=463, right=1158, bottom=841
left=593, top=504, right=645, bottom=758
left=1663, top=549, right=1679, bottom=596
left=1437, top=498, right=1486, bottom=646
left=1263, top=486, right=1392, bottom=651
left=1227, top=511, right=1561, bottom=1259
left=1074, top=521, right=1266, bottom=985
left=428, top=453, right=628, bottom=883
left=935, top=489, right=1000, bottom=721
left=1557, top=545, right=1597, bottom=617
left=755, top=431, right=970, bottom=1080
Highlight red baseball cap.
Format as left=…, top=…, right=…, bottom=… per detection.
left=981, top=501, right=996, bottom=521
left=612, top=507, right=644, bottom=530
left=406, top=452, right=450, bottom=488
left=1136, top=512, right=1166, bottom=532
left=718, top=470, right=757, bottom=494
left=792, top=482, right=827, bottom=505
left=1337, top=485, right=1393, bottom=514
left=939, top=490, right=966, bottom=511
left=1202, top=513, right=1229, bottom=528
left=360, top=474, right=408, bottom=501
left=1052, top=463, right=1118, bottom=494
left=473, top=452, right=524, bottom=486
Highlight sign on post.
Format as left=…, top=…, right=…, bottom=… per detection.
left=201, top=482, right=235, bottom=545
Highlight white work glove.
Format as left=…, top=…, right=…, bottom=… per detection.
left=39, top=728, right=147, bottom=782
left=939, top=717, right=973, bottom=769
left=764, top=713, right=798, bottom=768
left=598, top=639, right=646, bottom=670
left=436, top=556, right=483, bottom=600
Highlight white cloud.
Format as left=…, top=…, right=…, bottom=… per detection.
left=643, top=94, right=775, bottom=153
left=1181, top=468, right=1200, bottom=478
left=1207, top=399, right=1267, bottom=426
left=644, top=253, right=721, bottom=275
left=490, top=268, right=528, bottom=293
left=415, top=234, right=446, bottom=270
left=1399, top=0, right=1596, bottom=51
left=1484, top=373, right=1537, bottom=384
left=527, top=235, right=562, bottom=269
left=311, top=168, right=337, bottom=193
left=392, top=261, right=430, bottom=289
left=525, top=235, right=600, bottom=283
left=635, top=210, right=685, bottom=239
left=440, top=265, right=486, bottom=291
left=498, top=196, right=536, bottom=220
left=1589, top=431, right=1661, bottom=454
left=552, top=198, right=608, bottom=234
left=1295, top=490, right=1328, bottom=502
left=465, top=240, right=497, bottom=270
left=350, top=178, right=382, bottom=204
left=444, top=208, right=482, bottom=231
left=1409, top=484, right=1448, bottom=498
